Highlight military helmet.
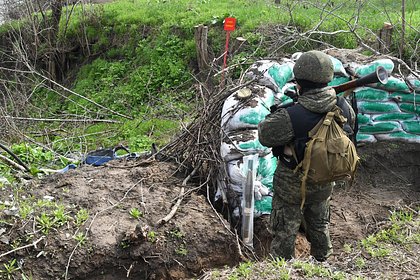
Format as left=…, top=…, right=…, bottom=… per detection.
left=293, top=50, right=334, bottom=84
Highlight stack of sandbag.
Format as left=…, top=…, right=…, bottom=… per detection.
left=219, top=52, right=420, bottom=219
left=220, top=61, right=295, bottom=217
left=346, top=59, right=420, bottom=143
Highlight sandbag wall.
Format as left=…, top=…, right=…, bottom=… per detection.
left=219, top=54, right=420, bottom=218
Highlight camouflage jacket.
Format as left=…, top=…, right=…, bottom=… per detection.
left=258, top=87, right=355, bottom=205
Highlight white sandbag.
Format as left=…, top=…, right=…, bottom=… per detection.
left=220, top=129, right=271, bottom=162
left=245, top=60, right=285, bottom=92
left=221, top=85, right=275, bottom=133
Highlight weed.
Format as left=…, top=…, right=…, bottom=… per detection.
left=235, top=261, right=252, bottom=277
left=175, top=245, right=188, bottom=256
left=36, top=213, right=56, bottom=234
left=129, top=207, right=143, bottom=219
left=120, top=240, right=130, bottom=249
left=343, top=243, right=352, bottom=253
left=53, top=204, right=70, bottom=226
left=169, top=229, right=184, bottom=239
left=147, top=231, right=157, bottom=243
left=74, top=208, right=89, bottom=227
left=0, top=259, right=20, bottom=279
left=19, top=202, right=33, bottom=220
left=73, top=232, right=87, bottom=246
left=355, top=257, right=366, bottom=269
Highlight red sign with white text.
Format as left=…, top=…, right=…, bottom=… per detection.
left=224, top=17, right=236, bottom=31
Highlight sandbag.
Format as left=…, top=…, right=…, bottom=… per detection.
left=220, top=129, right=270, bottom=162
left=400, top=103, right=420, bottom=114
left=267, top=62, right=295, bottom=89
left=375, top=77, right=410, bottom=92
left=356, top=133, right=377, bottom=143
left=372, top=112, right=417, bottom=121
left=401, top=120, right=420, bottom=135
left=375, top=131, right=420, bottom=143
left=357, top=101, right=401, bottom=114
left=358, top=121, right=402, bottom=134
left=354, top=87, right=389, bottom=101
left=357, top=113, right=372, bottom=125
left=354, top=59, right=394, bottom=76
left=221, top=85, right=274, bottom=132
left=389, top=92, right=420, bottom=103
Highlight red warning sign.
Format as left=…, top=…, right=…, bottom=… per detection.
left=224, top=17, right=236, bottom=31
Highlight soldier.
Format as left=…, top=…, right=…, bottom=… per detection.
left=258, top=50, right=355, bottom=261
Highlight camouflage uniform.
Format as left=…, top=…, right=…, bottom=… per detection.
left=258, top=87, right=337, bottom=261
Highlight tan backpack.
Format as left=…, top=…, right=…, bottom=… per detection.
left=295, top=106, right=360, bottom=208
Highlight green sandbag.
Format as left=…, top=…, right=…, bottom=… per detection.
left=375, top=77, right=410, bottom=92
left=238, top=137, right=267, bottom=151
left=355, top=59, right=394, bottom=76
left=373, top=112, right=417, bottom=121
left=401, top=120, right=420, bottom=135
left=389, top=92, right=420, bottom=103
left=258, top=156, right=277, bottom=190
left=239, top=107, right=270, bottom=125
left=329, top=76, right=350, bottom=87
left=357, top=114, right=371, bottom=125
left=359, top=121, right=401, bottom=134
left=358, top=101, right=400, bottom=113
left=255, top=195, right=272, bottom=214
left=356, top=133, right=377, bottom=143
left=258, top=155, right=277, bottom=178
left=355, top=88, right=389, bottom=101
left=399, top=103, right=420, bottom=114
left=375, top=131, right=420, bottom=143
left=268, top=63, right=294, bottom=89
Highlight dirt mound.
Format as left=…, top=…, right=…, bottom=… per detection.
left=1, top=141, right=419, bottom=279
left=1, top=160, right=241, bottom=279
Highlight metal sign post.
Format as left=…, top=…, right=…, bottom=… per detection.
left=221, top=17, right=236, bottom=87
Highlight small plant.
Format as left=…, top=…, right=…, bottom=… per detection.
left=175, top=245, right=188, bottom=256
left=169, top=228, right=184, bottom=239
left=235, top=261, right=252, bottom=277
left=73, top=232, right=87, bottom=246
left=147, top=231, right=157, bottom=243
left=343, top=243, right=352, bottom=253
left=0, top=258, right=20, bottom=279
left=74, top=208, right=89, bottom=226
left=36, top=213, right=56, bottom=234
left=355, top=257, right=366, bottom=269
left=120, top=240, right=130, bottom=249
left=53, top=204, right=70, bottom=226
left=19, top=202, right=33, bottom=220
left=129, top=207, right=143, bottom=219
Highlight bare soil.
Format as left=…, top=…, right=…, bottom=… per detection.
left=1, top=141, right=419, bottom=279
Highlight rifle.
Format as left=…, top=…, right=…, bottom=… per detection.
left=270, top=65, right=389, bottom=112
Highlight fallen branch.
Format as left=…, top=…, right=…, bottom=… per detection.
left=156, top=163, right=201, bottom=226
left=0, top=236, right=45, bottom=259
left=0, top=154, right=28, bottom=172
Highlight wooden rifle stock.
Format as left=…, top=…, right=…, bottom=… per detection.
left=332, top=66, right=389, bottom=94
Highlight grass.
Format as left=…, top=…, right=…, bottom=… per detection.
left=200, top=206, right=419, bottom=279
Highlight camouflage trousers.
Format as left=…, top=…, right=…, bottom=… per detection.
left=270, top=196, right=332, bottom=261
